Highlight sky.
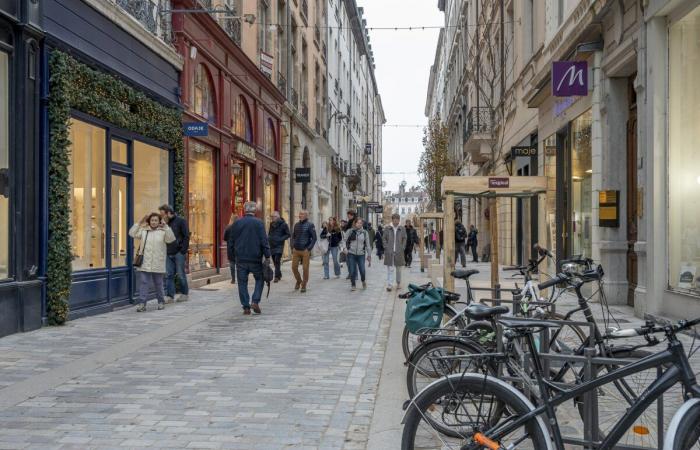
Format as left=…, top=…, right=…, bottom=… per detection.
left=356, top=0, right=443, bottom=194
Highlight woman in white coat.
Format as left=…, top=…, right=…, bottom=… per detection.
left=129, top=212, right=176, bottom=312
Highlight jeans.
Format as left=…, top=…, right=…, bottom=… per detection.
left=386, top=265, right=402, bottom=287
left=347, top=253, right=366, bottom=285
left=236, top=262, right=264, bottom=309
left=291, top=249, right=310, bottom=287
left=165, top=253, right=188, bottom=297
left=271, top=254, right=282, bottom=280
left=229, top=261, right=236, bottom=283
left=455, top=241, right=467, bottom=267
left=404, top=246, right=414, bottom=267
left=323, top=247, right=341, bottom=278
left=469, top=241, right=479, bottom=262
left=138, top=271, right=165, bottom=305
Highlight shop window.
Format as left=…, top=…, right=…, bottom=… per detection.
left=188, top=142, right=215, bottom=272
left=263, top=172, right=277, bottom=230
left=133, top=141, right=169, bottom=224
left=112, top=139, right=128, bottom=165
left=68, top=119, right=106, bottom=271
left=0, top=51, right=8, bottom=279
left=234, top=95, right=254, bottom=143
left=669, top=6, right=700, bottom=292
left=571, top=110, right=592, bottom=258
left=264, top=119, right=276, bottom=158
left=543, top=134, right=557, bottom=259
left=192, top=64, right=216, bottom=123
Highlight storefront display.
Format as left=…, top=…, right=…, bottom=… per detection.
left=188, top=141, right=215, bottom=272
left=264, top=172, right=277, bottom=230
left=571, top=110, right=592, bottom=258
left=0, top=51, right=8, bottom=280
left=669, top=5, right=700, bottom=292
left=231, top=157, right=253, bottom=217
left=543, top=134, right=557, bottom=257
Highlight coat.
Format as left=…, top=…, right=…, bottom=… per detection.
left=268, top=219, right=291, bottom=255
left=223, top=224, right=236, bottom=262
left=346, top=228, right=370, bottom=255
left=166, top=215, right=190, bottom=255
left=382, top=225, right=407, bottom=267
left=129, top=223, right=176, bottom=273
left=405, top=226, right=419, bottom=250
left=292, top=219, right=317, bottom=251
left=229, top=214, right=271, bottom=264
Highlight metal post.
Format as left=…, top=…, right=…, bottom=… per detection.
left=582, top=346, right=597, bottom=449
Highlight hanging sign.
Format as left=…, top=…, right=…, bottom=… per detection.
left=599, top=190, right=620, bottom=227
left=374, top=206, right=384, bottom=213
left=260, top=51, right=274, bottom=77
left=488, top=177, right=510, bottom=188
left=183, top=122, right=208, bottom=136
left=365, top=143, right=372, bottom=154
left=295, top=167, right=311, bottom=183
left=511, top=146, right=537, bottom=158
left=367, top=201, right=380, bottom=208
left=552, top=61, right=588, bottom=97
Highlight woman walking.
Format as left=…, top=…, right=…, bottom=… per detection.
left=324, top=217, right=342, bottom=278
left=129, top=212, right=176, bottom=312
left=320, top=221, right=330, bottom=279
left=345, top=218, right=371, bottom=291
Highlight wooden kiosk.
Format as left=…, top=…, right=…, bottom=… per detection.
left=416, top=212, right=445, bottom=272
left=441, top=176, right=548, bottom=291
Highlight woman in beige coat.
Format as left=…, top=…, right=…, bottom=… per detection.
left=129, top=212, right=176, bottom=312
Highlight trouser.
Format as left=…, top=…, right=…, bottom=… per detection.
left=347, top=254, right=366, bottom=285
left=271, top=253, right=282, bottom=280
left=236, top=262, right=263, bottom=308
left=291, top=249, right=310, bottom=287
left=138, top=271, right=165, bottom=305
left=165, top=253, right=189, bottom=297
left=386, top=265, right=402, bottom=287
left=404, top=246, right=414, bottom=267
left=470, top=242, right=479, bottom=261
left=323, top=247, right=341, bottom=278
left=455, top=241, right=467, bottom=267
left=228, top=261, right=236, bottom=283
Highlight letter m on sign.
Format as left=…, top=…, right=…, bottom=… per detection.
left=552, top=61, right=588, bottom=97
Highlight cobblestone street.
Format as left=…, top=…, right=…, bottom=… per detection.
left=0, top=259, right=395, bottom=450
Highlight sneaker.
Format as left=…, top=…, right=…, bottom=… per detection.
left=351, top=285, right=357, bottom=291
left=251, top=303, right=261, bottom=315
left=243, top=308, right=251, bottom=315
left=176, top=295, right=188, bottom=303
left=362, top=281, right=367, bottom=289
left=136, top=304, right=146, bottom=312
left=274, top=278, right=280, bottom=283
left=301, top=287, right=307, bottom=293
left=323, top=277, right=330, bottom=280
left=295, top=282, right=301, bottom=290
left=164, top=296, right=174, bottom=304
left=157, top=303, right=165, bottom=310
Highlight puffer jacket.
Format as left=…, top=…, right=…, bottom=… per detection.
left=129, top=223, right=176, bottom=273
left=292, top=219, right=317, bottom=251
left=268, top=218, right=291, bottom=255
left=346, top=228, right=370, bottom=255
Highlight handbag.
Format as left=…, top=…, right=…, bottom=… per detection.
left=133, top=230, right=149, bottom=268
left=318, top=238, right=329, bottom=254
left=339, top=251, right=347, bottom=263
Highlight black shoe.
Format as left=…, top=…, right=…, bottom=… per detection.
left=251, top=304, right=261, bottom=314
left=230, top=279, right=235, bottom=284
left=243, top=308, right=251, bottom=315
left=273, top=278, right=280, bottom=283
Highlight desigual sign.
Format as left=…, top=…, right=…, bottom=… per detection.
left=552, top=61, right=588, bottom=97
left=488, top=177, right=510, bottom=188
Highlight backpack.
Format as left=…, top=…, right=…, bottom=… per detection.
left=404, top=284, right=445, bottom=334
left=456, top=224, right=467, bottom=241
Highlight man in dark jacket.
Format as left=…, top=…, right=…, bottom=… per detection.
left=291, top=210, right=317, bottom=293
left=455, top=220, right=468, bottom=268
left=159, top=204, right=190, bottom=303
left=467, top=224, right=479, bottom=262
left=268, top=211, right=290, bottom=282
left=404, top=220, right=419, bottom=268
left=228, top=202, right=271, bottom=315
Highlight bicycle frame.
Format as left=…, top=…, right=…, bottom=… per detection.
left=472, top=335, right=700, bottom=450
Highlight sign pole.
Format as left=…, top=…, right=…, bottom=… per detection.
left=444, top=194, right=455, bottom=291
left=419, top=218, right=425, bottom=272
left=490, top=196, right=499, bottom=289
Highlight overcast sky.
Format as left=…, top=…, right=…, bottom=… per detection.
left=356, top=0, right=443, bottom=194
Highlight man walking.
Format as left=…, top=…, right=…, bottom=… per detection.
left=455, top=219, right=468, bottom=268
left=382, top=214, right=407, bottom=291
left=159, top=204, right=190, bottom=303
left=468, top=224, right=479, bottom=262
left=404, top=219, right=418, bottom=268
left=227, top=202, right=270, bottom=315
left=268, top=211, right=290, bottom=282
left=291, top=210, right=317, bottom=293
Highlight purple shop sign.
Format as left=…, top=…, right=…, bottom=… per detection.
left=552, top=61, right=588, bottom=97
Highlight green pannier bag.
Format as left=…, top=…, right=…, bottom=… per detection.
left=404, top=284, right=445, bottom=334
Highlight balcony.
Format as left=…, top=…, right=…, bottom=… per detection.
left=301, top=101, right=308, bottom=120
left=115, top=0, right=172, bottom=43
left=315, top=118, right=320, bottom=134
left=300, top=0, right=308, bottom=25
left=221, top=13, right=242, bottom=46
left=290, top=88, right=299, bottom=108
left=463, top=107, right=494, bottom=163
left=277, top=72, right=287, bottom=95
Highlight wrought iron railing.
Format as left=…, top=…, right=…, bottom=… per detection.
left=115, top=0, right=172, bottom=43
left=220, top=5, right=242, bottom=46
left=277, top=72, right=287, bottom=95
left=300, top=0, right=308, bottom=23
left=301, top=101, right=308, bottom=119
left=464, top=106, right=494, bottom=143
left=290, top=88, right=299, bottom=108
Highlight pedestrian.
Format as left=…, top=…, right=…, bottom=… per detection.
left=223, top=213, right=237, bottom=284
left=430, top=228, right=437, bottom=252
left=404, top=219, right=419, bottom=268
left=382, top=213, right=407, bottom=291
left=455, top=220, right=468, bottom=268
left=323, top=217, right=342, bottom=279
left=368, top=223, right=376, bottom=250
left=158, top=204, right=190, bottom=303
left=375, top=225, right=384, bottom=260
left=268, top=211, right=290, bottom=282
left=344, top=209, right=357, bottom=231
left=227, top=201, right=271, bottom=315
left=468, top=224, right=479, bottom=262
left=291, top=210, right=317, bottom=293
left=345, top=218, right=371, bottom=291
left=320, top=221, right=330, bottom=279
left=130, top=212, right=176, bottom=312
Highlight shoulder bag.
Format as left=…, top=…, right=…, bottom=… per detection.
left=133, top=230, right=149, bottom=268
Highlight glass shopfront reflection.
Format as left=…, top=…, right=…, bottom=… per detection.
left=571, top=110, right=592, bottom=258
left=0, top=51, right=9, bottom=280
left=110, top=175, right=128, bottom=267
left=188, top=141, right=215, bottom=271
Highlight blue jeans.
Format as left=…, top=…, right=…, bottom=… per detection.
left=236, top=262, right=264, bottom=309
left=347, top=254, right=366, bottom=285
left=323, top=247, right=341, bottom=278
left=165, top=253, right=189, bottom=297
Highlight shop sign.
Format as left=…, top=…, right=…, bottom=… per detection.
left=374, top=206, right=384, bottom=213
left=552, top=61, right=588, bottom=97
left=236, top=141, right=256, bottom=161
left=367, top=201, right=380, bottom=208
left=488, top=177, right=510, bottom=188
left=599, top=190, right=620, bottom=228
left=183, top=122, right=208, bottom=136
left=295, top=167, right=311, bottom=183
left=364, top=143, right=372, bottom=154
left=260, top=51, right=274, bottom=77
left=511, top=146, right=537, bottom=158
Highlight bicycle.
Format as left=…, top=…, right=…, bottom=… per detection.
left=401, top=317, right=700, bottom=450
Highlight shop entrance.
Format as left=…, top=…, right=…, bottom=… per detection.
left=514, top=148, right=539, bottom=266
left=626, top=77, right=638, bottom=306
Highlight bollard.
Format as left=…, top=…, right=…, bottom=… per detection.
left=582, top=346, right=598, bottom=448
left=494, top=283, right=501, bottom=307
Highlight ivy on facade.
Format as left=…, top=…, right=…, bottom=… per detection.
left=47, top=51, right=184, bottom=324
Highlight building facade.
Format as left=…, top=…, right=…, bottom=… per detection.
left=384, top=182, right=429, bottom=224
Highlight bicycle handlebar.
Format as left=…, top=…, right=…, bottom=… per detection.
left=605, top=317, right=700, bottom=339
left=533, top=243, right=553, bottom=258
left=538, top=274, right=566, bottom=290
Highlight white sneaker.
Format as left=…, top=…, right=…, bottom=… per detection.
left=176, top=295, right=188, bottom=303
left=164, top=296, right=174, bottom=304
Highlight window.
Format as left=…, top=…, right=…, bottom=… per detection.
left=68, top=119, right=107, bottom=270
left=188, top=142, right=215, bottom=272
left=264, top=119, right=276, bottom=158
left=571, top=110, right=592, bottom=258
left=234, top=95, right=253, bottom=143
left=669, top=5, right=700, bottom=292
left=258, top=0, right=270, bottom=53
left=192, top=64, right=216, bottom=123
left=133, top=141, right=169, bottom=224
left=0, top=51, right=9, bottom=279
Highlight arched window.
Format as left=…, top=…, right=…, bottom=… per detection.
left=234, top=95, right=253, bottom=143
left=192, top=64, right=216, bottom=123
left=264, top=119, right=276, bottom=158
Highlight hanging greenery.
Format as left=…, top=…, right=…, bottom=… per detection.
left=47, top=51, right=184, bottom=324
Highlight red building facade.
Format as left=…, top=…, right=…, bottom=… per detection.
left=172, top=3, right=284, bottom=277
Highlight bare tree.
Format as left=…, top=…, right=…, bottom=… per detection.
left=419, top=116, right=451, bottom=211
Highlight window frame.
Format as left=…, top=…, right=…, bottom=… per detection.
left=192, top=63, right=217, bottom=124
left=0, top=44, right=13, bottom=282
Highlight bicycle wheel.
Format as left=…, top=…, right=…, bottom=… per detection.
left=406, top=337, right=493, bottom=400
left=665, top=399, right=700, bottom=450
left=544, top=311, right=587, bottom=354
left=401, top=304, right=465, bottom=360
left=401, top=373, right=551, bottom=450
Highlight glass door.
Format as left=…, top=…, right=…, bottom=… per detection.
left=110, top=174, right=129, bottom=268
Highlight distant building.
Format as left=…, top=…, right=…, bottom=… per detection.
left=383, top=181, right=429, bottom=224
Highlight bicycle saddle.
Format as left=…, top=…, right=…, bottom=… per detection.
left=451, top=269, right=479, bottom=280
left=465, top=304, right=509, bottom=321
left=498, top=318, right=563, bottom=330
